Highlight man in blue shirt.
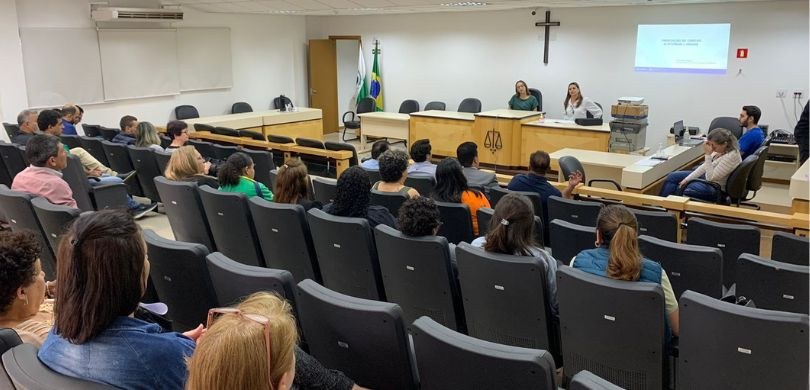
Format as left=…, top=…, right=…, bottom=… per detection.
left=407, top=139, right=437, bottom=178
left=507, top=150, right=582, bottom=228
left=60, top=105, right=80, bottom=135
left=112, top=115, right=138, bottom=145
left=738, top=105, right=765, bottom=159
left=360, top=139, right=390, bottom=170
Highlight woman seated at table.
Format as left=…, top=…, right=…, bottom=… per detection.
left=0, top=230, right=54, bottom=347
left=39, top=210, right=202, bottom=389
left=164, top=145, right=218, bottom=188
left=562, top=82, right=602, bottom=120
left=508, top=80, right=539, bottom=111
left=274, top=158, right=321, bottom=210
left=432, top=158, right=490, bottom=235
left=134, top=121, right=164, bottom=152
left=218, top=152, right=274, bottom=201
left=372, top=150, right=419, bottom=199
left=324, top=166, right=396, bottom=228
left=572, top=204, right=679, bottom=339
left=659, top=128, right=741, bottom=202
left=165, top=120, right=190, bottom=152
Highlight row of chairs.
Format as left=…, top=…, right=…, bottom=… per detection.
left=175, top=97, right=293, bottom=120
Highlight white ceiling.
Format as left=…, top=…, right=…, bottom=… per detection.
left=157, top=0, right=775, bottom=16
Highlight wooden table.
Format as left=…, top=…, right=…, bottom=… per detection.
left=358, top=112, right=410, bottom=150
left=521, top=119, right=611, bottom=166
left=409, top=110, right=475, bottom=157
left=184, top=108, right=324, bottom=140
left=790, top=159, right=809, bottom=213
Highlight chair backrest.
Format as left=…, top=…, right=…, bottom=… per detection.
left=404, top=175, right=435, bottom=197
left=747, top=145, right=768, bottom=192
left=412, top=316, right=558, bottom=390
left=356, top=97, right=376, bottom=114
left=2, top=122, right=20, bottom=139
left=175, top=104, right=199, bottom=120
left=724, top=154, right=758, bottom=203
left=557, top=266, right=666, bottom=390
left=30, top=196, right=80, bottom=270
left=81, top=124, right=101, bottom=138
left=558, top=155, right=587, bottom=185
left=126, top=145, right=162, bottom=202
left=143, top=229, right=217, bottom=331
left=569, top=370, right=624, bottom=390
left=0, top=151, right=11, bottom=187
left=267, top=133, right=294, bottom=144
left=639, top=235, right=723, bottom=299
left=736, top=253, right=809, bottom=314
left=60, top=134, right=81, bottom=150
left=455, top=243, right=556, bottom=354
left=528, top=88, right=543, bottom=111
left=457, top=98, right=482, bottom=113
left=153, top=150, right=173, bottom=176
left=98, top=126, right=119, bottom=141
left=272, top=96, right=292, bottom=110
left=154, top=176, right=216, bottom=251
left=188, top=139, right=217, bottom=159
left=0, top=188, right=57, bottom=280
left=212, top=144, right=239, bottom=161
left=374, top=225, right=464, bottom=332
left=369, top=190, right=408, bottom=217
left=771, top=231, right=809, bottom=266
left=0, top=327, right=22, bottom=356
left=311, top=176, right=337, bottom=204
left=0, top=143, right=28, bottom=178
left=248, top=198, right=320, bottom=283
left=547, top=195, right=602, bottom=227
left=435, top=201, right=474, bottom=244
left=686, top=217, right=760, bottom=288
left=709, top=116, right=743, bottom=139
left=631, top=208, right=678, bottom=243
left=211, top=126, right=239, bottom=137
left=193, top=123, right=215, bottom=133
left=585, top=102, right=603, bottom=119
left=238, top=129, right=265, bottom=140
left=295, top=137, right=325, bottom=149
left=549, top=219, right=595, bottom=265
left=78, top=136, right=109, bottom=166
left=240, top=148, right=276, bottom=189
left=678, top=290, right=809, bottom=389
left=295, top=279, right=418, bottom=390
left=231, top=101, right=253, bottom=114
left=205, top=252, right=297, bottom=308
left=324, top=141, right=359, bottom=166
left=398, top=99, right=420, bottom=114
left=3, top=343, right=115, bottom=389
left=424, top=101, right=446, bottom=111
left=101, top=140, right=142, bottom=196
left=306, top=208, right=384, bottom=300
left=197, top=185, right=264, bottom=267
left=61, top=155, right=95, bottom=211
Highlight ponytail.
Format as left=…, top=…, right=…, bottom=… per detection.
left=606, top=224, right=642, bottom=281
left=483, top=194, right=535, bottom=256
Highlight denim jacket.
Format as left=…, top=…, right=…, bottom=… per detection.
left=38, top=316, right=195, bottom=390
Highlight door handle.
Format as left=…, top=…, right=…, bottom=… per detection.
left=310, top=88, right=318, bottom=95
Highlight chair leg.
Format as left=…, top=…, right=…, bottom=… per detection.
left=342, top=127, right=359, bottom=142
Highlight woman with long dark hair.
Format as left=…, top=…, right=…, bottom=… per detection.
left=324, top=165, right=395, bottom=228
left=432, top=158, right=490, bottom=235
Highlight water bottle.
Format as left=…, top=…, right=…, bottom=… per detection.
left=656, top=142, right=664, bottom=158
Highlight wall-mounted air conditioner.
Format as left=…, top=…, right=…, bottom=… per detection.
left=91, top=7, right=184, bottom=22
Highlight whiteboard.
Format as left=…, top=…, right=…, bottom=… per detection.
left=98, top=29, right=180, bottom=101
left=20, top=28, right=105, bottom=107
left=177, top=28, right=233, bottom=91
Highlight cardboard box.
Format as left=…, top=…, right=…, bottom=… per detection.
left=611, top=104, right=648, bottom=118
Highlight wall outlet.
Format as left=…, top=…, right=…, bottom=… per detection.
left=794, top=90, right=804, bottom=99
left=776, top=89, right=787, bottom=98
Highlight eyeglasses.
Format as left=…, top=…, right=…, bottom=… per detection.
left=207, top=307, right=273, bottom=387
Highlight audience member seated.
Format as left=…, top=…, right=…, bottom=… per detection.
left=398, top=196, right=457, bottom=265
left=11, top=134, right=77, bottom=208
left=187, top=292, right=366, bottom=390
left=11, top=109, right=40, bottom=145
left=456, top=141, right=498, bottom=191
left=659, top=128, right=741, bottom=202
left=572, top=204, right=679, bottom=339
left=407, top=139, right=437, bottom=178
left=164, top=145, right=218, bottom=189
left=165, top=120, right=190, bottom=153
left=112, top=115, right=138, bottom=145
left=274, top=158, right=321, bottom=210
left=218, top=152, right=273, bottom=201
left=432, top=158, right=490, bottom=235
left=323, top=165, right=396, bottom=228
left=59, top=104, right=79, bottom=135
left=738, top=105, right=766, bottom=159
left=507, top=150, right=582, bottom=226
left=135, top=121, right=165, bottom=152
left=360, top=140, right=390, bottom=170
left=39, top=211, right=202, bottom=389
left=0, top=230, right=55, bottom=347
left=373, top=150, right=420, bottom=199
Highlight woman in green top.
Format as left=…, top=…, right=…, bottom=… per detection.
left=508, top=80, right=539, bottom=111
left=217, top=152, right=273, bottom=201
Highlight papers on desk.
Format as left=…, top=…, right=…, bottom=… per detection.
left=544, top=119, right=575, bottom=124
left=634, top=157, right=666, bottom=167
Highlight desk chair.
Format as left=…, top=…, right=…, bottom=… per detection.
left=559, top=155, right=622, bottom=190
left=457, top=98, right=482, bottom=113
left=342, top=97, right=375, bottom=142
left=272, top=95, right=292, bottom=110
left=740, top=145, right=768, bottom=209
left=231, top=101, right=253, bottom=114
left=585, top=102, right=603, bottom=119
left=174, top=105, right=199, bottom=120
left=681, top=154, right=757, bottom=206
left=398, top=99, right=420, bottom=114
left=425, top=101, right=446, bottom=111
left=709, top=116, right=743, bottom=139
left=528, top=88, right=543, bottom=111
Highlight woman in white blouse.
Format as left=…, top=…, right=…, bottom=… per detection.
left=659, top=128, right=742, bottom=201
left=563, top=82, right=602, bottom=120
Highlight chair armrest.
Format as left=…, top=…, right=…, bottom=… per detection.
left=89, top=183, right=130, bottom=210
left=587, top=179, right=622, bottom=191
left=341, top=111, right=356, bottom=124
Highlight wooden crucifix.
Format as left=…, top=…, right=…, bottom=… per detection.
left=534, top=10, right=560, bottom=64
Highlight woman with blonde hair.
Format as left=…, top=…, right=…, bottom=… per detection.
left=274, top=158, right=321, bottom=210
left=134, top=121, right=164, bottom=152
left=164, top=145, right=218, bottom=188
left=572, top=204, right=679, bottom=338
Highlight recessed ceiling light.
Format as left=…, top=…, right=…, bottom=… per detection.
left=440, top=1, right=488, bottom=6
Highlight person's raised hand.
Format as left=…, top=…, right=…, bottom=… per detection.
left=182, top=324, right=205, bottom=342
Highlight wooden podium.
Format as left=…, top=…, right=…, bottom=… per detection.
left=473, top=109, right=542, bottom=167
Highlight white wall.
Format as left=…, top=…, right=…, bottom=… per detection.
left=307, top=1, right=809, bottom=148
left=0, top=0, right=308, bottom=139
left=336, top=39, right=360, bottom=125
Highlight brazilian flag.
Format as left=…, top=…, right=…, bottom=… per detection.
left=370, top=46, right=383, bottom=112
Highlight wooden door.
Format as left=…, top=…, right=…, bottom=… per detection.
left=307, top=39, right=338, bottom=135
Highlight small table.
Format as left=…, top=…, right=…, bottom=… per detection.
left=358, top=112, right=410, bottom=151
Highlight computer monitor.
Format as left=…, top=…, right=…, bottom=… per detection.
left=673, top=120, right=685, bottom=138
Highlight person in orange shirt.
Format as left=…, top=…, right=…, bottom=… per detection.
left=432, top=158, right=491, bottom=235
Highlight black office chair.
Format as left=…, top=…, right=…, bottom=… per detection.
left=311, top=176, right=337, bottom=204
left=528, top=88, right=543, bottom=112
left=631, top=208, right=678, bottom=243
left=682, top=154, right=758, bottom=205
left=709, top=116, right=743, bottom=139
left=404, top=175, right=435, bottom=197
left=457, top=98, right=482, bottom=113
left=306, top=209, right=384, bottom=300
left=398, top=99, right=420, bottom=114
left=154, top=177, right=216, bottom=251
left=585, top=102, right=603, bottom=119
left=568, top=370, right=624, bottom=390
left=0, top=188, right=58, bottom=280
left=558, top=155, right=622, bottom=191
left=374, top=225, right=464, bottom=332
left=272, top=95, right=292, bottom=110
left=211, top=126, right=239, bottom=137
left=98, top=126, right=119, bottom=141
left=144, top=229, right=217, bottom=331
left=740, top=145, right=769, bottom=209
left=412, top=316, right=558, bottom=390
left=206, top=252, right=297, bottom=308
left=101, top=140, right=143, bottom=196
left=325, top=141, right=359, bottom=166
left=686, top=217, right=760, bottom=288
left=639, top=235, right=724, bottom=299
left=31, top=196, right=81, bottom=261
left=240, top=148, right=276, bottom=189
left=249, top=198, right=321, bottom=283
left=549, top=219, right=595, bottom=265
left=678, top=290, right=809, bottom=389
left=424, top=101, right=446, bottom=111
left=2, top=122, right=20, bottom=140
left=126, top=146, right=162, bottom=203
left=736, top=253, right=809, bottom=314
left=547, top=195, right=602, bottom=227
left=175, top=105, right=200, bottom=120
left=435, top=201, right=474, bottom=244
left=771, top=231, right=809, bottom=266
left=3, top=344, right=115, bottom=389
left=295, top=279, right=418, bottom=390
left=557, top=266, right=667, bottom=390
left=78, top=136, right=110, bottom=166
left=81, top=124, right=102, bottom=138
left=0, top=143, right=29, bottom=179
left=61, top=155, right=129, bottom=212
left=231, top=101, right=253, bottom=114
left=341, top=97, right=376, bottom=142
left=369, top=190, right=408, bottom=217
left=198, top=185, right=264, bottom=267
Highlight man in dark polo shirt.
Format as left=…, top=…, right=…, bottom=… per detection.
left=507, top=150, right=582, bottom=227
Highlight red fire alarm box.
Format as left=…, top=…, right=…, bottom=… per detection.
left=736, top=48, right=748, bottom=58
